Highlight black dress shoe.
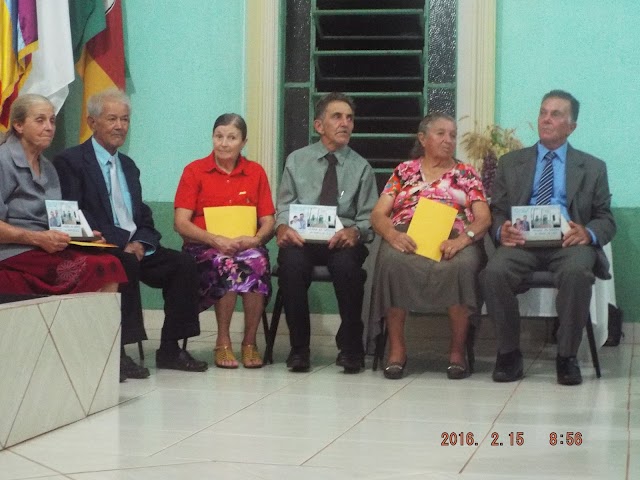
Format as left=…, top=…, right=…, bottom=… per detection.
left=156, top=349, right=208, bottom=372
left=336, top=351, right=365, bottom=368
left=492, top=349, right=523, bottom=382
left=556, top=355, right=582, bottom=385
left=120, top=354, right=150, bottom=379
left=286, top=349, right=310, bottom=372
left=341, top=353, right=365, bottom=374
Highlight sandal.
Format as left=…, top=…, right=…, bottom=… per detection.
left=214, top=345, right=239, bottom=369
left=241, top=344, right=263, bottom=369
left=447, top=362, right=469, bottom=380
left=383, top=359, right=407, bottom=380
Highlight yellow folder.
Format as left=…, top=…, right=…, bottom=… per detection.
left=203, top=206, right=257, bottom=238
left=406, top=198, right=457, bottom=262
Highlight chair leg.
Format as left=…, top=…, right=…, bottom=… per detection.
left=264, top=289, right=284, bottom=365
left=466, top=322, right=476, bottom=374
left=585, top=314, right=601, bottom=378
left=137, top=341, right=144, bottom=361
left=372, top=323, right=387, bottom=372
left=261, top=310, right=269, bottom=347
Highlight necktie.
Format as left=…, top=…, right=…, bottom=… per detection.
left=108, top=158, right=137, bottom=237
left=318, top=153, right=338, bottom=206
left=536, top=151, right=556, bottom=205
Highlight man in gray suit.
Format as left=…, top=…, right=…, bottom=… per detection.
left=481, top=90, right=616, bottom=385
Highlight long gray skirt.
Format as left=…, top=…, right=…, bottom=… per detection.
left=369, top=232, right=486, bottom=324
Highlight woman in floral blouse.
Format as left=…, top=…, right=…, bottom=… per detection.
left=370, top=113, right=491, bottom=380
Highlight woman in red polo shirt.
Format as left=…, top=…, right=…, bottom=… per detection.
left=174, top=114, right=275, bottom=369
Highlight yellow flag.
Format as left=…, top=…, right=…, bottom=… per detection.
left=407, top=198, right=457, bottom=262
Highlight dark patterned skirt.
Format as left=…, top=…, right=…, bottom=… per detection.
left=0, top=248, right=127, bottom=295
left=183, top=243, right=271, bottom=313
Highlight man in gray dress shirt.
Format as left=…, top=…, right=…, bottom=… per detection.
left=275, top=92, right=378, bottom=374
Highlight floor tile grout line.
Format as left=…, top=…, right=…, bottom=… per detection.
left=144, top=362, right=336, bottom=458
left=299, top=373, right=421, bottom=466
left=458, top=345, right=545, bottom=474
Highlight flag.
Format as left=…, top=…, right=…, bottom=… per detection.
left=69, top=0, right=105, bottom=63
left=75, top=0, right=125, bottom=142
left=0, top=0, right=38, bottom=131
left=20, top=0, right=74, bottom=113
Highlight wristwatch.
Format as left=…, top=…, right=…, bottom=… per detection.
left=465, top=229, right=476, bottom=242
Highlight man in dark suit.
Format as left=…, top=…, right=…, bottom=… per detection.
left=481, top=90, right=616, bottom=385
left=54, top=88, right=208, bottom=380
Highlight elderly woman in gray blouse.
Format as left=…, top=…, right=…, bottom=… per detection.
left=0, top=94, right=127, bottom=294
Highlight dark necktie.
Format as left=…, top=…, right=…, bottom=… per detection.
left=536, top=151, right=556, bottom=205
left=318, top=153, right=338, bottom=206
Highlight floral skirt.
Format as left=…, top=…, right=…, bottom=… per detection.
left=183, top=243, right=271, bottom=313
left=0, top=248, right=127, bottom=295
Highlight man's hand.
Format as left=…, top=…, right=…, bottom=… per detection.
left=34, top=230, right=70, bottom=253
left=91, top=230, right=106, bottom=244
left=124, top=241, right=145, bottom=261
left=276, top=224, right=304, bottom=248
left=562, top=221, right=591, bottom=247
left=328, top=226, right=359, bottom=249
left=499, top=221, right=526, bottom=247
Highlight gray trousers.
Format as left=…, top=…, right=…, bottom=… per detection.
left=480, top=245, right=596, bottom=357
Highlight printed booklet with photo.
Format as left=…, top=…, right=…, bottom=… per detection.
left=45, top=200, right=95, bottom=241
left=511, top=205, right=566, bottom=247
left=288, top=204, right=343, bottom=242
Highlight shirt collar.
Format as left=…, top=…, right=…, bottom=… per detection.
left=92, top=137, right=119, bottom=167
left=7, top=135, right=30, bottom=168
left=207, top=152, right=249, bottom=175
left=537, top=141, right=568, bottom=164
left=313, top=141, right=350, bottom=165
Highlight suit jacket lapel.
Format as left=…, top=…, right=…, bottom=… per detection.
left=82, top=140, right=115, bottom=223
left=514, top=145, right=538, bottom=205
left=565, top=145, right=585, bottom=209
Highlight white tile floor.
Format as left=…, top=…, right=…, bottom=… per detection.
left=2, top=312, right=638, bottom=480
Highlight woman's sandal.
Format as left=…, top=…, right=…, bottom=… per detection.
left=447, top=362, right=469, bottom=380
left=383, top=359, right=407, bottom=380
left=214, top=345, right=239, bottom=369
left=241, top=344, right=263, bottom=369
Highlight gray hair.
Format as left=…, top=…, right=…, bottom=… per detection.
left=87, top=87, right=131, bottom=118
left=0, top=94, right=54, bottom=145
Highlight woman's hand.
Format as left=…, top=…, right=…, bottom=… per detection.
left=34, top=230, right=70, bottom=253
left=440, top=234, right=471, bottom=261
left=235, top=235, right=260, bottom=252
left=212, top=235, right=241, bottom=256
left=387, top=229, right=417, bottom=254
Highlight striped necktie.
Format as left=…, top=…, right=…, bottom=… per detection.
left=536, top=151, right=556, bottom=205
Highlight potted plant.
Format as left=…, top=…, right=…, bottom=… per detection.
left=460, top=125, right=523, bottom=198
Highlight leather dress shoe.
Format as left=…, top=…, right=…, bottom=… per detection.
left=556, top=355, right=582, bottom=385
left=156, top=349, right=208, bottom=372
left=336, top=351, right=365, bottom=368
left=340, top=352, right=365, bottom=374
left=492, top=349, right=523, bottom=382
left=120, top=354, right=150, bottom=380
left=286, top=349, right=310, bottom=372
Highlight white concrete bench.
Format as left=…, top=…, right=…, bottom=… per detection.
left=0, top=293, right=121, bottom=449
